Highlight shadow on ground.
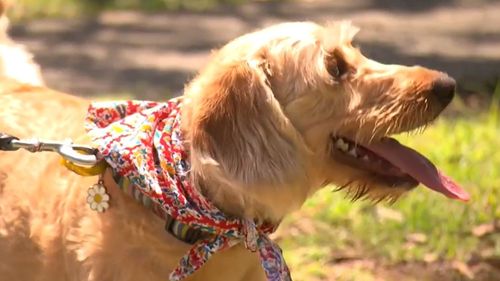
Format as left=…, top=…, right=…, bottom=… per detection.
left=10, top=0, right=500, bottom=100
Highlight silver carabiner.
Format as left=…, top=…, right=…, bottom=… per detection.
left=8, top=139, right=99, bottom=166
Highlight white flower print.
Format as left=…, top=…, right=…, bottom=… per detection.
left=87, top=183, right=110, bottom=212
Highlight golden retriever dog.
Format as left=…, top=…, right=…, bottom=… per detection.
left=0, top=21, right=468, bottom=281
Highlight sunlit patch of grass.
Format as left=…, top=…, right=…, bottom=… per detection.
left=281, top=94, right=500, bottom=280
left=96, top=0, right=250, bottom=12
left=10, top=0, right=91, bottom=20
left=9, top=0, right=278, bottom=21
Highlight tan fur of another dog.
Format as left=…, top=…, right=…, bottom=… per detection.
left=0, top=21, right=448, bottom=281
left=0, top=1, right=44, bottom=86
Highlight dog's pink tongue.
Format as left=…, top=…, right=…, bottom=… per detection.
left=366, top=138, right=470, bottom=202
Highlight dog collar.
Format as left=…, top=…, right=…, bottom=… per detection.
left=111, top=169, right=209, bottom=244
left=85, top=98, right=291, bottom=281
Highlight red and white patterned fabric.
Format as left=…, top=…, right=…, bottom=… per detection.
left=85, top=97, right=291, bottom=281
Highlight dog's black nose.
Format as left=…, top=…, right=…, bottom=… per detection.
left=432, top=76, right=456, bottom=107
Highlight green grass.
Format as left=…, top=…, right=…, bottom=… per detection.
left=279, top=94, right=500, bottom=280
left=10, top=0, right=276, bottom=21
left=9, top=0, right=85, bottom=20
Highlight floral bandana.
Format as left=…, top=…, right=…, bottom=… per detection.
left=85, top=97, right=291, bottom=281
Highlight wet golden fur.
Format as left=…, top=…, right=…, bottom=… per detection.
left=0, top=21, right=451, bottom=280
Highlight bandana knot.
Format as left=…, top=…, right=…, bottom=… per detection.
left=85, top=97, right=291, bottom=281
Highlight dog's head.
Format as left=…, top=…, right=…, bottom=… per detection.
left=183, top=22, right=468, bottom=221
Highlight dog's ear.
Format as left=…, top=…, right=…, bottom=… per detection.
left=186, top=57, right=305, bottom=187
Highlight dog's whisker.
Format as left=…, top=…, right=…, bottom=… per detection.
left=333, top=179, right=355, bottom=192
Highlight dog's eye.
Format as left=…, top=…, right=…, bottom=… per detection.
left=326, top=49, right=350, bottom=79
left=334, top=49, right=350, bottom=77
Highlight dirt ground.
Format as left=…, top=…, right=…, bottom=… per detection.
left=10, top=0, right=500, bottom=100
left=322, top=258, right=500, bottom=281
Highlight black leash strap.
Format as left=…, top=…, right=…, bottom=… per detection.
left=0, top=133, right=19, bottom=151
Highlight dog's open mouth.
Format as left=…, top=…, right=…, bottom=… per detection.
left=331, top=136, right=470, bottom=201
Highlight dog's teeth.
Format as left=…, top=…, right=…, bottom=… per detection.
left=348, top=148, right=358, bottom=157
left=335, top=138, right=349, bottom=152
left=362, top=155, right=369, bottom=161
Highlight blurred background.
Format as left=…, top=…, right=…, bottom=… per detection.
left=8, top=0, right=500, bottom=280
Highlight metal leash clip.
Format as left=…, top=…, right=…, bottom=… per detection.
left=0, top=133, right=99, bottom=166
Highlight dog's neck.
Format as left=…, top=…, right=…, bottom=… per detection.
left=188, top=154, right=327, bottom=223
left=193, top=176, right=300, bottom=223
